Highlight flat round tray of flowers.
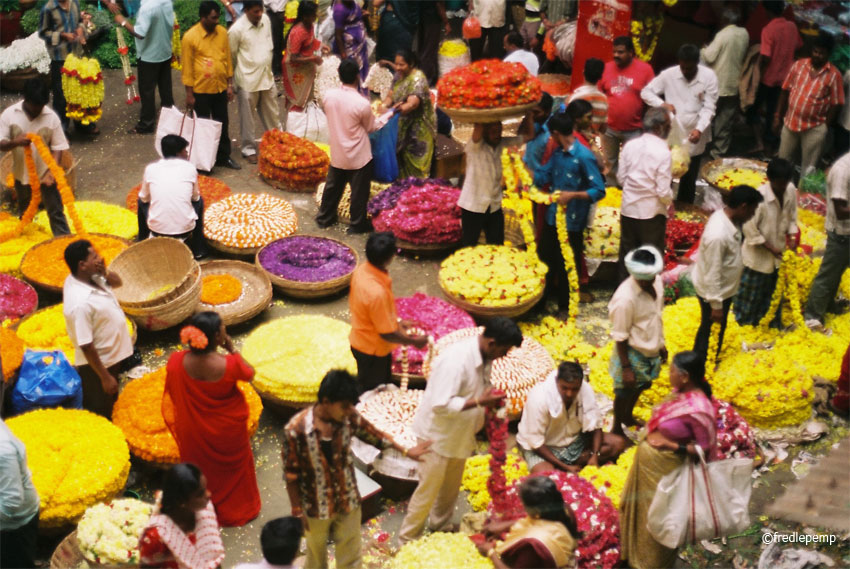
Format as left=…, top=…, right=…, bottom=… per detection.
left=256, top=235, right=359, bottom=299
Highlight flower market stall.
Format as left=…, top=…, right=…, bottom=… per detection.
left=204, top=193, right=298, bottom=255
left=258, top=130, right=330, bottom=192
left=256, top=235, right=358, bottom=298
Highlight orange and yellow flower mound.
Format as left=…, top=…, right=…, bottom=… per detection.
left=0, top=215, right=51, bottom=275
left=6, top=408, right=130, bottom=527
left=34, top=201, right=137, bottom=240
left=20, top=234, right=127, bottom=289
left=1, top=326, right=24, bottom=382
left=258, top=130, right=330, bottom=189
left=200, top=274, right=243, bottom=305
left=112, top=367, right=263, bottom=464
left=204, top=193, right=298, bottom=249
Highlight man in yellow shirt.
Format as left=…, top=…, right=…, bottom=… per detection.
left=182, top=1, right=241, bottom=170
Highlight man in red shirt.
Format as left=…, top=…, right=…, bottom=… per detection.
left=598, top=36, right=654, bottom=186
left=775, top=32, right=844, bottom=176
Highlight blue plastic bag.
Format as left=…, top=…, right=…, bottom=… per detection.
left=370, top=113, right=400, bottom=183
left=10, top=350, right=83, bottom=415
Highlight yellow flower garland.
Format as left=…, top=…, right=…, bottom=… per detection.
left=704, top=322, right=722, bottom=382
left=61, top=54, right=104, bottom=125
left=171, top=16, right=182, bottom=70
left=630, top=16, right=664, bottom=62
left=758, top=249, right=807, bottom=330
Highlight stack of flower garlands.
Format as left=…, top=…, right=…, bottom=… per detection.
left=356, top=388, right=424, bottom=449
left=439, top=245, right=547, bottom=307
left=204, top=193, right=298, bottom=249
left=61, top=54, right=104, bottom=125
left=373, top=179, right=462, bottom=245
left=6, top=409, right=130, bottom=527
left=257, top=236, right=356, bottom=283
left=112, top=367, right=262, bottom=463
left=0, top=273, right=37, bottom=322
left=437, top=59, right=542, bottom=109
left=258, top=130, right=330, bottom=190
left=76, top=498, right=153, bottom=565
left=391, top=293, right=474, bottom=376
left=392, top=533, right=494, bottom=569
left=126, top=176, right=233, bottom=213
left=200, top=274, right=242, bottom=305
left=20, top=233, right=127, bottom=290
left=241, top=315, right=357, bottom=403
left=368, top=177, right=433, bottom=218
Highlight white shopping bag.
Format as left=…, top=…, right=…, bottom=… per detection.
left=286, top=101, right=329, bottom=143
left=155, top=106, right=222, bottom=172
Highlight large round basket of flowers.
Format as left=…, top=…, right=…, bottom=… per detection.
left=126, top=175, right=233, bottom=213
left=204, top=193, right=298, bottom=256
left=256, top=235, right=358, bottom=299
left=700, top=157, right=768, bottom=195
left=0, top=272, right=38, bottom=323
left=258, top=130, right=330, bottom=192
left=198, top=260, right=272, bottom=326
left=439, top=245, right=546, bottom=319
left=437, top=59, right=542, bottom=123
left=75, top=498, right=153, bottom=566
left=0, top=33, right=51, bottom=92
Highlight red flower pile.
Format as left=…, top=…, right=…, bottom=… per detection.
left=713, top=398, right=757, bottom=460
left=372, top=181, right=462, bottom=244
left=664, top=219, right=704, bottom=269
left=485, top=394, right=510, bottom=516
left=0, top=274, right=37, bottom=323
left=258, top=130, right=330, bottom=189
left=437, top=60, right=542, bottom=109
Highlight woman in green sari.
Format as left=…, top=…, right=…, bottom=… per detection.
left=380, top=49, right=436, bottom=178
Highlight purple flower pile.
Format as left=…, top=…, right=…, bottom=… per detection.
left=367, top=177, right=450, bottom=217
left=373, top=180, right=462, bottom=245
left=0, top=274, right=37, bottom=322
left=258, top=236, right=356, bottom=282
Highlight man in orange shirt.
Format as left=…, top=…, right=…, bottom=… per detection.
left=349, top=232, right=427, bottom=390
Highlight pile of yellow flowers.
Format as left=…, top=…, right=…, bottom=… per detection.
left=713, top=167, right=767, bottom=191
left=578, top=446, right=636, bottom=508
left=242, top=315, right=357, bottom=402
left=0, top=214, right=50, bottom=275
left=7, top=408, right=130, bottom=527
left=392, top=532, right=492, bottom=569
left=596, top=187, right=622, bottom=209
left=461, top=449, right=528, bottom=512
left=438, top=39, right=469, bottom=58
left=60, top=54, right=104, bottom=125
left=200, top=274, right=243, bottom=305
left=20, top=234, right=127, bottom=290
left=798, top=208, right=826, bottom=252
left=439, top=245, right=546, bottom=306
left=112, top=367, right=263, bottom=463
left=16, top=304, right=133, bottom=365
left=34, top=201, right=137, bottom=240
left=585, top=206, right=620, bottom=258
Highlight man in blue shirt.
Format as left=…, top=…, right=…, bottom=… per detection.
left=107, top=0, right=174, bottom=134
left=522, top=91, right=554, bottom=173
left=534, top=112, right=605, bottom=318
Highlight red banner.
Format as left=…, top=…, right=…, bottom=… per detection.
left=570, top=0, right=633, bottom=92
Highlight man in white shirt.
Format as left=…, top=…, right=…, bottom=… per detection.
left=470, top=0, right=506, bottom=61
left=137, top=135, right=207, bottom=259
left=617, top=107, right=673, bottom=282
left=608, top=246, right=667, bottom=436
left=692, top=186, right=763, bottom=362
left=642, top=44, right=718, bottom=204
left=733, top=158, right=798, bottom=326
left=503, top=31, right=538, bottom=76
left=230, top=0, right=282, bottom=164
left=400, top=317, right=523, bottom=544
left=0, top=413, right=40, bottom=569
left=518, top=362, right=625, bottom=474
left=63, top=239, right=135, bottom=418
left=232, top=517, right=303, bottom=569
left=0, top=78, right=70, bottom=236
left=700, top=5, right=748, bottom=160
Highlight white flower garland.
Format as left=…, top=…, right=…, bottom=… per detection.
left=314, top=55, right=342, bottom=104
left=0, top=33, right=50, bottom=75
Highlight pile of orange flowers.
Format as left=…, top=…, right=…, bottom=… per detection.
left=20, top=235, right=127, bottom=289
left=200, top=274, right=243, bottom=305
left=437, top=59, right=542, bottom=109
left=112, top=367, right=263, bottom=464
left=1, top=327, right=24, bottom=382
left=258, top=130, right=330, bottom=190
left=125, top=176, right=232, bottom=213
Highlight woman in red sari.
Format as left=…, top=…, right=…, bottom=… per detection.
left=164, top=312, right=260, bottom=527
left=281, top=1, right=327, bottom=112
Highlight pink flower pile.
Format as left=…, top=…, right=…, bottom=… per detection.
left=373, top=182, right=462, bottom=244
left=0, top=274, right=37, bottom=323
left=713, top=398, right=757, bottom=460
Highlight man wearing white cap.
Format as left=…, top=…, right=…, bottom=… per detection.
left=608, top=246, right=667, bottom=436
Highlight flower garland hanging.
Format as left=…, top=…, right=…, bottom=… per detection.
left=0, top=146, right=40, bottom=242
left=484, top=394, right=510, bottom=516
left=704, top=322, right=722, bottom=382
left=116, top=27, right=139, bottom=105
left=758, top=249, right=807, bottom=330
left=170, top=16, right=182, bottom=70
left=61, top=54, right=104, bottom=125
left=630, top=16, right=664, bottom=62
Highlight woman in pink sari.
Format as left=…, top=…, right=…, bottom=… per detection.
left=619, top=350, right=717, bottom=569
left=281, top=1, right=326, bottom=112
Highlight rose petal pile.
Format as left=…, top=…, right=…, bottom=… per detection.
left=242, top=315, right=356, bottom=402
left=437, top=59, right=542, bottom=109
left=1, top=327, right=24, bottom=382
left=20, top=234, right=127, bottom=290
left=0, top=273, right=37, bottom=322
left=440, top=245, right=547, bottom=306
left=258, top=130, right=330, bottom=190
left=204, top=193, right=298, bottom=249
left=258, top=236, right=356, bottom=282
left=126, top=176, right=232, bottom=213
left=112, top=367, right=263, bottom=463
left=77, top=498, right=153, bottom=565
left=200, top=273, right=243, bottom=305
left=373, top=181, right=462, bottom=244
left=664, top=219, right=704, bottom=269
left=7, top=408, right=130, bottom=527
left=392, top=532, right=492, bottom=569
left=34, top=201, right=137, bottom=240
left=356, top=388, right=424, bottom=449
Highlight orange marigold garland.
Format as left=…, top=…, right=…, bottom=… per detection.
left=1, top=327, right=25, bottom=382
left=20, top=234, right=127, bottom=290
left=0, top=146, right=41, bottom=242
left=258, top=130, right=330, bottom=190
left=200, top=274, right=243, bottom=305
left=28, top=133, right=86, bottom=235
left=179, top=326, right=208, bottom=350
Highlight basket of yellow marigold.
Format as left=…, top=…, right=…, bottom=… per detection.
left=19, top=233, right=130, bottom=295
left=700, top=157, right=768, bottom=195
left=1, top=327, right=25, bottom=384
left=258, top=130, right=330, bottom=192
left=204, top=193, right=298, bottom=256
left=125, top=175, right=233, bottom=213
left=112, top=367, right=263, bottom=466
left=197, top=260, right=272, bottom=326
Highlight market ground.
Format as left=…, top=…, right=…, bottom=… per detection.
left=2, top=70, right=848, bottom=568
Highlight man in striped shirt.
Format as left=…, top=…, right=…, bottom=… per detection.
left=775, top=31, right=844, bottom=176
left=568, top=57, right=608, bottom=134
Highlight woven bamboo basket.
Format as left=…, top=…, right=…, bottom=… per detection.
left=122, top=267, right=202, bottom=331
left=197, top=260, right=272, bottom=326
left=0, top=68, right=47, bottom=93
left=208, top=238, right=263, bottom=257
left=50, top=530, right=139, bottom=569
left=260, top=174, right=319, bottom=193
left=20, top=233, right=131, bottom=295
left=395, top=238, right=461, bottom=255
left=0, top=150, right=77, bottom=191
left=13, top=306, right=138, bottom=345
left=439, top=100, right=539, bottom=124
left=256, top=236, right=359, bottom=299
left=108, top=238, right=198, bottom=308
left=438, top=280, right=544, bottom=319
left=700, top=157, right=768, bottom=196
left=254, top=389, right=311, bottom=419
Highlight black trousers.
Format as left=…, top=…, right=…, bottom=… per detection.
left=351, top=347, right=392, bottom=392
left=617, top=214, right=667, bottom=282
left=539, top=222, right=584, bottom=311
left=137, top=197, right=207, bottom=257
left=461, top=207, right=504, bottom=247
left=267, top=9, right=284, bottom=75
left=677, top=151, right=703, bottom=204
left=50, top=59, right=68, bottom=128
left=469, top=26, right=506, bottom=61
left=417, top=10, right=441, bottom=85
left=693, top=295, right=732, bottom=364
left=317, top=161, right=374, bottom=229
left=193, top=91, right=231, bottom=164
left=16, top=181, right=70, bottom=236
left=0, top=511, right=38, bottom=569
left=137, top=59, right=174, bottom=131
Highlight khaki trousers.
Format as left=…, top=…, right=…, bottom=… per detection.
left=304, top=507, right=362, bottom=569
left=778, top=122, right=828, bottom=177
left=398, top=448, right=466, bottom=544
left=237, top=86, right=282, bottom=157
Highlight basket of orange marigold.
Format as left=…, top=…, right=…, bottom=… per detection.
left=197, top=260, right=272, bottom=326
left=258, top=130, right=330, bottom=192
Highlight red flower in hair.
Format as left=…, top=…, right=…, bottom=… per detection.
left=180, top=326, right=208, bottom=350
